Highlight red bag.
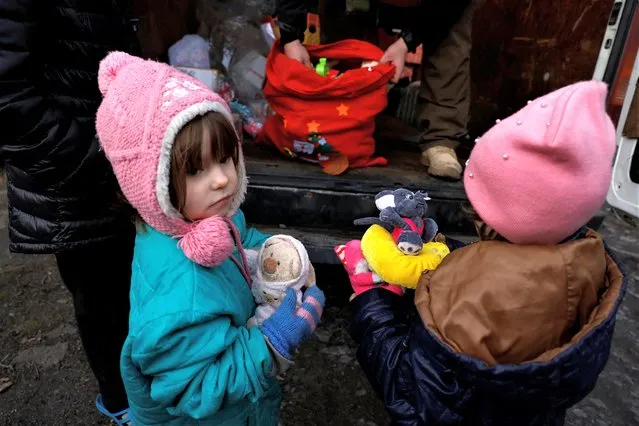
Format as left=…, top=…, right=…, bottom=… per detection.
left=260, top=39, right=395, bottom=175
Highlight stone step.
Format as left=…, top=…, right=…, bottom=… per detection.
left=243, top=141, right=608, bottom=264
left=242, top=141, right=473, bottom=234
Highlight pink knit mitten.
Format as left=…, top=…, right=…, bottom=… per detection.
left=334, top=240, right=404, bottom=297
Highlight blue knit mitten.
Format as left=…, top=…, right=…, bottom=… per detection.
left=260, top=286, right=326, bottom=360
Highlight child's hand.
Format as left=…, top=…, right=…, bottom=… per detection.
left=260, top=286, right=326, bottom=360
left=348, top=273, right=404, bottom=298
left=335, top=242, right=404, bottom=298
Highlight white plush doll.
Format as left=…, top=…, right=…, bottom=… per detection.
left=246, top=235, right=315, bottom=327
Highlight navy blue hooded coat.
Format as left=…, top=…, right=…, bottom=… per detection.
left=350, top=231, right=626, bottom=425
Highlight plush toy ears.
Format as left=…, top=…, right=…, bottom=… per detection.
left=305, top=264, right=316, bottom=286
left=416, top=190, right=432, bottom=201
left=263, top=236, right=287, bottom=248
left=375, top=191, right=396, bottom=210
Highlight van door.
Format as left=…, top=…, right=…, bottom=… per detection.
left=607, top=55, right=639, bottom=218
left=594, top=0, right=639, bottom=218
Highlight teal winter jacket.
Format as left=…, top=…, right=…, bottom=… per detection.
left=120, top=210, right=280, bottom=425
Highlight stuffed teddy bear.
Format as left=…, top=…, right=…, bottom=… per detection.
left=246, top=235, right=315, bottom=327
left=354, top=188, right=438, bottom=255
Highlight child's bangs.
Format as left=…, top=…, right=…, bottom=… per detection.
left=198, top=112, right=239, bottom=167
left=174, top=112, right=239, bottom=175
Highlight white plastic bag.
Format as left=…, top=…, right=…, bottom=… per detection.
left=168, top=34, right=211, bottom=69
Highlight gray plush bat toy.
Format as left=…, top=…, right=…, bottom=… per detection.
left=354, top=188, right=439, bottom=255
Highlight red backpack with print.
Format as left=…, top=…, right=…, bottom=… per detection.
left=260, top=39, right=395, bottom=175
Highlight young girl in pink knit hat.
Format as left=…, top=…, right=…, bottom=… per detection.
left=95, top=51, right=325, bottom=426
left=342, top=81, right=627, bottom=425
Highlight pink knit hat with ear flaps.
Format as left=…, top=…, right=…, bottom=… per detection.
left=464, top=81, right=616, bottom=245
left=96, top=52, right=248, bottom=267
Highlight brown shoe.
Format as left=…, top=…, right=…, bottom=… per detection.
left=421, top=146, right=463, bottom=180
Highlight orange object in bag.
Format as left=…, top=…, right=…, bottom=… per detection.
left=260, top=39, right=395, bottom=175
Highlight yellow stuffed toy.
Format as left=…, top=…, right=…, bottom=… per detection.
left=361, top=224, right=450, bottom=289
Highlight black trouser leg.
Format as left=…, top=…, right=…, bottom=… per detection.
left=55, top=226, right=135, bottom=412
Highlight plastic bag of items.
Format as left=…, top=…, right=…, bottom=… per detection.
left=195, top=0, right=272, bottom=136
left=168, top=34, right=211, bottom=69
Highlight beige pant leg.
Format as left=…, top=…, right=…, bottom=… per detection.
left=418, top=2, right=475, bottom=150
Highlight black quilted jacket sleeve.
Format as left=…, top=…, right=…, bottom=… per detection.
left=350, top=290, right=419, bottom=424
left=275, top=0, right=308, bottom=44
left=0, top=1, right=76, bottom=166
left=0, top=0, right=138, bottom=253
left=348, top=239, right=469, bottom=425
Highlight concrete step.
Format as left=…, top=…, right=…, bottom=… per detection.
left=242, top=141, right=474, bottom=235
left=244, top=141, right=609, bottom=264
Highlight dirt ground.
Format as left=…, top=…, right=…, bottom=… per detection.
left=0, top=178, right=638, bottom=426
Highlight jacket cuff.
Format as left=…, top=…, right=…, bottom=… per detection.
left=277, top=20, right=305, bottom=45
left=350, top=288, right=406, bottom=342
left=264, top=335, right=293, bottom=376
left=400, top=28, right=422, bottom=53
left=351, top=287, right=404, bottom=310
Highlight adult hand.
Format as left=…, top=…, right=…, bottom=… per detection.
left=380, top=38, right=409, bottom=83
left=284, top=40, right=312, bottom=68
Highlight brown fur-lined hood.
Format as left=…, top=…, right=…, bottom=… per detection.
left=416, top=229, right=624, bottom=366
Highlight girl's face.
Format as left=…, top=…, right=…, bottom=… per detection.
left=182, top=126, right=238, bottom=221
left=169, top=111, right=240, bottom=221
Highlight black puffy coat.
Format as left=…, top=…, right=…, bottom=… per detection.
left=0, top=0, right=139, bottom=253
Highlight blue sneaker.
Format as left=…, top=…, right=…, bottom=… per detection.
left=96, top=394, right=133, bottom=425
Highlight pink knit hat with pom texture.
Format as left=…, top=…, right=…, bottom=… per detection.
left=464, top=81, right=616, bottom=245
left=96, top=52, right=248, bottom=267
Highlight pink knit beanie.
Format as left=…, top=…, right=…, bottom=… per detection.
left=96, top=52, right=248, bottom=266
left=464, top=81, right=616, bottom=245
